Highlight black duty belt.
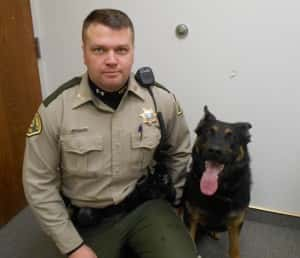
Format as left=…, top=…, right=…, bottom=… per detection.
left=64, top=171, right=174, bottom=228
left=70, top=187, right=142, bottom=228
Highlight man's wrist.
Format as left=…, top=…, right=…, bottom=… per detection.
left=66, top=241, right=84, bottom=256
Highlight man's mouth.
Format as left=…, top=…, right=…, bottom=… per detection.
left=200, top=161, right=224, bottom=196
left=103, top=70, right=120, bottom=74
left=102, top=71, right=121, bottom=77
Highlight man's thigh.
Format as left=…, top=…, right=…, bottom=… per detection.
left=78, top=199, right=198, bottom=258
left=123, top=199, right=198, bottom=258
left=78, top=214, right=125, bottom=258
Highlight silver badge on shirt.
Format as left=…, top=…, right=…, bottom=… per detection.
left=139, top=108, right=158, bottom=125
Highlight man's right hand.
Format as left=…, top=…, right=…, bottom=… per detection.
left=68, top=244, right=98, bottom=258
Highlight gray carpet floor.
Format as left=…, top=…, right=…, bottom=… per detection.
left=1, top=207, right=299, bottom=258
left=197, top=219, right=300, bottom=257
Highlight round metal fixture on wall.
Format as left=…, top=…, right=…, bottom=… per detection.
left=175, top=24, right=189, bottom=38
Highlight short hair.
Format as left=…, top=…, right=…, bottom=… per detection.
left=82, top=9, right=135, bottom=43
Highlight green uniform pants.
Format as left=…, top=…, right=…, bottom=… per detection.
left=78, top=199, right=198, bottom=258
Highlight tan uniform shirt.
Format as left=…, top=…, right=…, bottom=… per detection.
left=23, top=72, right=191, bottom=254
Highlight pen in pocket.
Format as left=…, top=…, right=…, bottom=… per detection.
left=138, top=124, right=143, bottom=140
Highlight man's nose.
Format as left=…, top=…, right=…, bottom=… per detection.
left=105, top=50, right=117, bottom=64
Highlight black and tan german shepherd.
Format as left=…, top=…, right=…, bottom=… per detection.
left=183, top=106, right=252, bottom=258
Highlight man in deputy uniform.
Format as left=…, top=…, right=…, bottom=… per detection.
left=23, top=9, right=198, bottom=258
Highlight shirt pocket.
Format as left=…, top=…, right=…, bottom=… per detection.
left=60, top=134, right=103, bottom=177
left=131, top=126, right=161, bottom=169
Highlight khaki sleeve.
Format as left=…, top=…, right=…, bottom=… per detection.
left=22, top=103, right=83, bottom=254
left=160, top=93, right=192, bottom=205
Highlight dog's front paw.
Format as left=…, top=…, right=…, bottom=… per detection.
left=209, top=231, right=219, bottom=240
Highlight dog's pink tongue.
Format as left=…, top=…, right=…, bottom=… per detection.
left=200, top=161, right=224, bottom=196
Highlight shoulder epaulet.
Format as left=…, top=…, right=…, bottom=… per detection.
left=155, top=81, right=183, bottom=116
left=154, top=81, right=170, bottom=93
left=43, top=77, right=82, bottom=107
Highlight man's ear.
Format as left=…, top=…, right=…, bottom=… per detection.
left=195, top=105, right=216, bottom=135
left=235, top=122, right=252, bottom=144
left=81, top=42, right=87, bottom=65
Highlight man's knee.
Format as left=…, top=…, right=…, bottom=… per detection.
left=127, top=199, right=198, bottom=258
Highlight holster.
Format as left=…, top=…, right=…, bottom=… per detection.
left=136, top=170, right=176, bottom=204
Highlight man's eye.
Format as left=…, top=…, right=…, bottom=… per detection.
left=116, top=48, right=128, bottom=54
left=93, top=48, right=104, bottom=54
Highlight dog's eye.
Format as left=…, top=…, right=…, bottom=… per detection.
left=208, top=127, right=216, bottom=135
left=225, top=130, right=233, bottom=139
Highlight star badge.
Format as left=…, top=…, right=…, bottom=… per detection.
left=139, top=108, right=158, bottom=125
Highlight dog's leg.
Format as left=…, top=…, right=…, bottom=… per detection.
left=190, top=212, right=208, bottom=240
left=227, top=211, right=245, bottom=258
left=177, top=206, right=184, bottom=220
left=209, top=231, right=219, bottom=240
left=185, top=202, right=198, bottom=240
left=185, top=203, right=207, bottom=241
left=189, top=216, right=198, bottom=240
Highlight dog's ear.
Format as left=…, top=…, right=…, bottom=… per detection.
left=204, top=105, right=216, bottom=121
left=235, top=122, right=252, bottom=144
left=195, top=105, right=216, bottom=135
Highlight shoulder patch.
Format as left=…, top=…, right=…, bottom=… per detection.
left=26, top=112, right=42, bottom=137
left=43, top=77, right=82, bottom=107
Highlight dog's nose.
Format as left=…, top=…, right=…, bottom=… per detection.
left=208, top=146, right=223, bottom=156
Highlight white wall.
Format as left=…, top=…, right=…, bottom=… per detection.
left=30, top=0, right=300, bottom=216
